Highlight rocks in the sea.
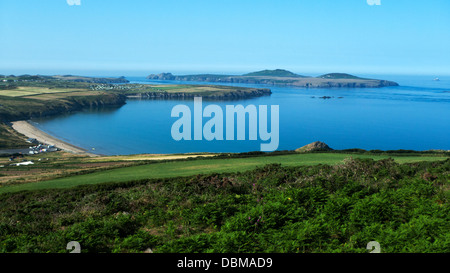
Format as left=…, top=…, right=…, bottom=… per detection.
left=295, top=141, right=333, bottom=152
left=311, top=96, right=344, bottom=99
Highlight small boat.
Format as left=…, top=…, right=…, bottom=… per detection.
left=434, top=78, right=440, bottom=81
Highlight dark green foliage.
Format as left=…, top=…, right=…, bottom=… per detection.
left=0, top=158, right=449, bottom=253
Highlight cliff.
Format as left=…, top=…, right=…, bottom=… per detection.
left=0, top=93, right=127, bottom=122
left=126, top=88, right=271, bottom=100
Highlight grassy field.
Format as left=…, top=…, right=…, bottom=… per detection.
left=0, top=86, right=87, bottom=97
left=0, top=123, right=30, bottom=148
left=0, top=152, right=447, bottom=194
left=0, top=151, right=214, bottom=188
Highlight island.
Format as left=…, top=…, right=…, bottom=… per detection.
left=147, top=69, right=399, bottom=88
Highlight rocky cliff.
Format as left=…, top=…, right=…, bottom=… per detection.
left=1, top=93, right=127, bottom=122
left=126, top=88, right=271, bottom=100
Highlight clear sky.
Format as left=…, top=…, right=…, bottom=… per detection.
left=1, top=0, right=449, bottom=76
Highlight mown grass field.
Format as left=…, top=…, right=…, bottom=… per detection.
left=0, top=152, right=447, bottom=194
left=0, top=86, right=87, bottom=97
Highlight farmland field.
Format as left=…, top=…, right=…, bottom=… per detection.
left=0, top=86, right=87, bottom=97
left=0, top=152, right=447, bottom=194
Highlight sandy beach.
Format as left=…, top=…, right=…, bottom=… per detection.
left=10, top=121, right=215, bottom=160
left=11, top=120, right=99, bottom=157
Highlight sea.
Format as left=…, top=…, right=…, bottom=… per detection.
left=31, top=74, right=450, bottom=155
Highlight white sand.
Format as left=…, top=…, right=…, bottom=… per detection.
left=11, top=120, right=98, bottom=157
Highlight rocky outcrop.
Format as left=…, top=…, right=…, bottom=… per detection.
left=295, top=141, right=334, bottom=152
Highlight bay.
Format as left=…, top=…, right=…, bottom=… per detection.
left=31, top=75, right=450, bottom=155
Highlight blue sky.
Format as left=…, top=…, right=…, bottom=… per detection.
left=1, top=0, right=449, bottom=76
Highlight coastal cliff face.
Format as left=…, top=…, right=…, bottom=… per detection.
left=66, top=93, right=127, bottom=108
left=126, top=88, right=271, bottom=100
left=147, top=72, right=399, bottom=88
left=0, top=93, right=127, bottom=122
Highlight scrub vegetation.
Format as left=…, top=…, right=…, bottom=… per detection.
left=0, top=153, right=448, bottom=253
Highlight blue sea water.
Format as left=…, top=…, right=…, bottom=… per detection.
left=31, top=75, right=450, bottom=155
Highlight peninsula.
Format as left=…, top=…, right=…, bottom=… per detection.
left=0, top=74, right=271, bottom=150
left=0, top=75, right=271, bottom=122
left=147, top=69, right=399, bottom=88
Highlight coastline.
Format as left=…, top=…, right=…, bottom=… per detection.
left=9, top=121, right=216, bottom=160
left=11, top=120, right=99, bottom=157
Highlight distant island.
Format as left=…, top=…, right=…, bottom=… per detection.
left=147, top=69, right=399, bottom=88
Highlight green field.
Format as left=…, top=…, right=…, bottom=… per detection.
left=1, top=152, right=447, bottom=194
left=0, top=86, right=87, bottom=97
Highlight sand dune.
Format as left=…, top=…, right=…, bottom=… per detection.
left=11, top=121, right=98, bottom=157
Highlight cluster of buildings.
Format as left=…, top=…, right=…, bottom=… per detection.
left=26, top=139, right=59, bottom=154
left=89, top=83, right=152, bottom=92
left=89, top=84, right=133, bottom=91
left=1, top=139, right=59, bottom=167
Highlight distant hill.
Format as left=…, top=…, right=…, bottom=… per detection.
left=52, top=75, right=129, bottom=84
left=1, top=74, right=130, bottom=84
left=318, top=73, right=366, bottom=80
left=243, top=69, right=305, bottom=78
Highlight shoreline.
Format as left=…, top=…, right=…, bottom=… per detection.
left=8, top=120, right=450, bottom=160
left=9, top=121, right=216, bottom=160
left=11, top=120, right=99, bottom=157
